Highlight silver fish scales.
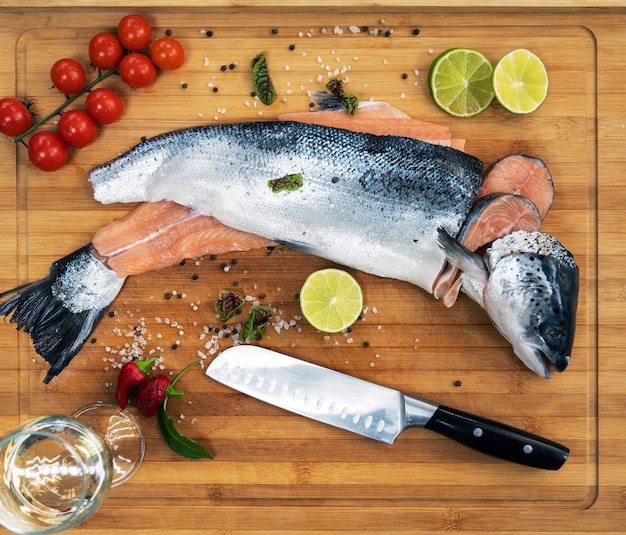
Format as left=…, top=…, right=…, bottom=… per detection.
left=90, top=121, right=483, bottom=293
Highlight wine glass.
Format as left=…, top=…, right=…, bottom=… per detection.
left=0, top=402, right=145, bottom=534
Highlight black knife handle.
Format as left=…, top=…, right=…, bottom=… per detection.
left=423, top=405, right=569, bottom=470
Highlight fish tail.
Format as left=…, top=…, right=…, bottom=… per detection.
left=0, top=244, right=126, bottom=383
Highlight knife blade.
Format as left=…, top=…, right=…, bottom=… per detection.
left=206, top=346, right=569, bottom=470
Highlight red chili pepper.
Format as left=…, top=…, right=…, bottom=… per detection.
left=115, top=358, right=156, bottom=410
left=136, top=375, right=184, bottom=417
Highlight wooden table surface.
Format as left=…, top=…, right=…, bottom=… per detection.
left=0, top=2, right=624, bottom=534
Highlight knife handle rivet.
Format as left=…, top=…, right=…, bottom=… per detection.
left=473, top=427, right=483, bottom=438
left=523, top=444, right=533, bottom=455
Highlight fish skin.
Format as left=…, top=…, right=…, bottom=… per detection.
left=438, top=229, right=578, bottom=378
left=89, top=121, right=484, bottom=293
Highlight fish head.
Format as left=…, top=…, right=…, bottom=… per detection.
left=481, top=231, right=579, bottom=378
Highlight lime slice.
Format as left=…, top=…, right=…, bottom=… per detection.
left=428, top=48, right=494, bottom=118
left=299, top=268, right=363, bottom=333
left=492, top=49, right=548, bottom=114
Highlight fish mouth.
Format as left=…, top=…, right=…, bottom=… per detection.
left=516, top=335, right=571, bottom=379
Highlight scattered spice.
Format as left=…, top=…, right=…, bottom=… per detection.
left=250, top=52, right=276, bottom=105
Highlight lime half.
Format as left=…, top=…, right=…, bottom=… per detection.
left=492, top=49, right=548, bottom=114
left=428, top=48, right=495, bottom=118
left=299, top=268, right=363, bottom=333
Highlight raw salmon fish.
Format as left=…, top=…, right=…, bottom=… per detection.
left=0, top=104, right=577, bottom=381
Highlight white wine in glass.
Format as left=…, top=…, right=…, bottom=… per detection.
left=0, top=403, right=145, bottom=534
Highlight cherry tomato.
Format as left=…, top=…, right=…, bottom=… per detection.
left=150, top=37, right=185, bottom=71
left=117, top=14, right=152, bottom=51
left=28, top=131, right=68, bottom=172
left=57, top=109, right=97, bottom=149
left=119, top=53, right=157, bottom=88
left=89, top=32, right=124, bottom=70
left=0, top=98, right=32, bottom=137
left=50, top=58, right=87, bottom=95
left=85, top=88, right=123, bottom=124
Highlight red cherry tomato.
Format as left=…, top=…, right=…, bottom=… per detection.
left=85, top=88, right=123, bottom=124
left=119, top=53, right=157, bottom=88
left=150, top=37, right=185, bottom=71
left=117, top=14, right=152, bottom=51
left=28, top=131, right=69, bottom=172
left=57, top=110, right=97, bottom=149
left=89, top=32, right=124, bottom=70
left=0, top=98, right=32, bottom=137
left=50, top=58, right=87, bottom=96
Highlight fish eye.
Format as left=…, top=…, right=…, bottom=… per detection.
left=539, top=320, right=563, bottom=344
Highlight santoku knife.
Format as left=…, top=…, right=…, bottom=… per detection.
left=206, top=346, right=569, bottom=470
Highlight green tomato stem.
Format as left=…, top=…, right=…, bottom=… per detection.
left=12, top=66, right=119, bottom=144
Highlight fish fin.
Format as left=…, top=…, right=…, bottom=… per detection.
left=0, top=244, right=125, bottom=383
left=436, top=228, right=487, bottom=278
left=436, top=228, right=489, bottom=306
left=309, top=91, right=348, bottom=111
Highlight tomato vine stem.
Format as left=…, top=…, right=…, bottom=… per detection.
left=12, top=66, right=119, bottom=144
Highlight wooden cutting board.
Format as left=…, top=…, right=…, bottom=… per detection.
left=1, top=4, right=623, bottom=534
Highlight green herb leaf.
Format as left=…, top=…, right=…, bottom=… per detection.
left=158, top=403, right=213, bottom=459
left=250, top=52, right=276, bottom=105
left=242, top=305, right=275, bottom=342
left=215, top=289, right=245, bottom=322
left=325, top=76, right=358, bottom=116
left=267, top=173, right=303, bottom=193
